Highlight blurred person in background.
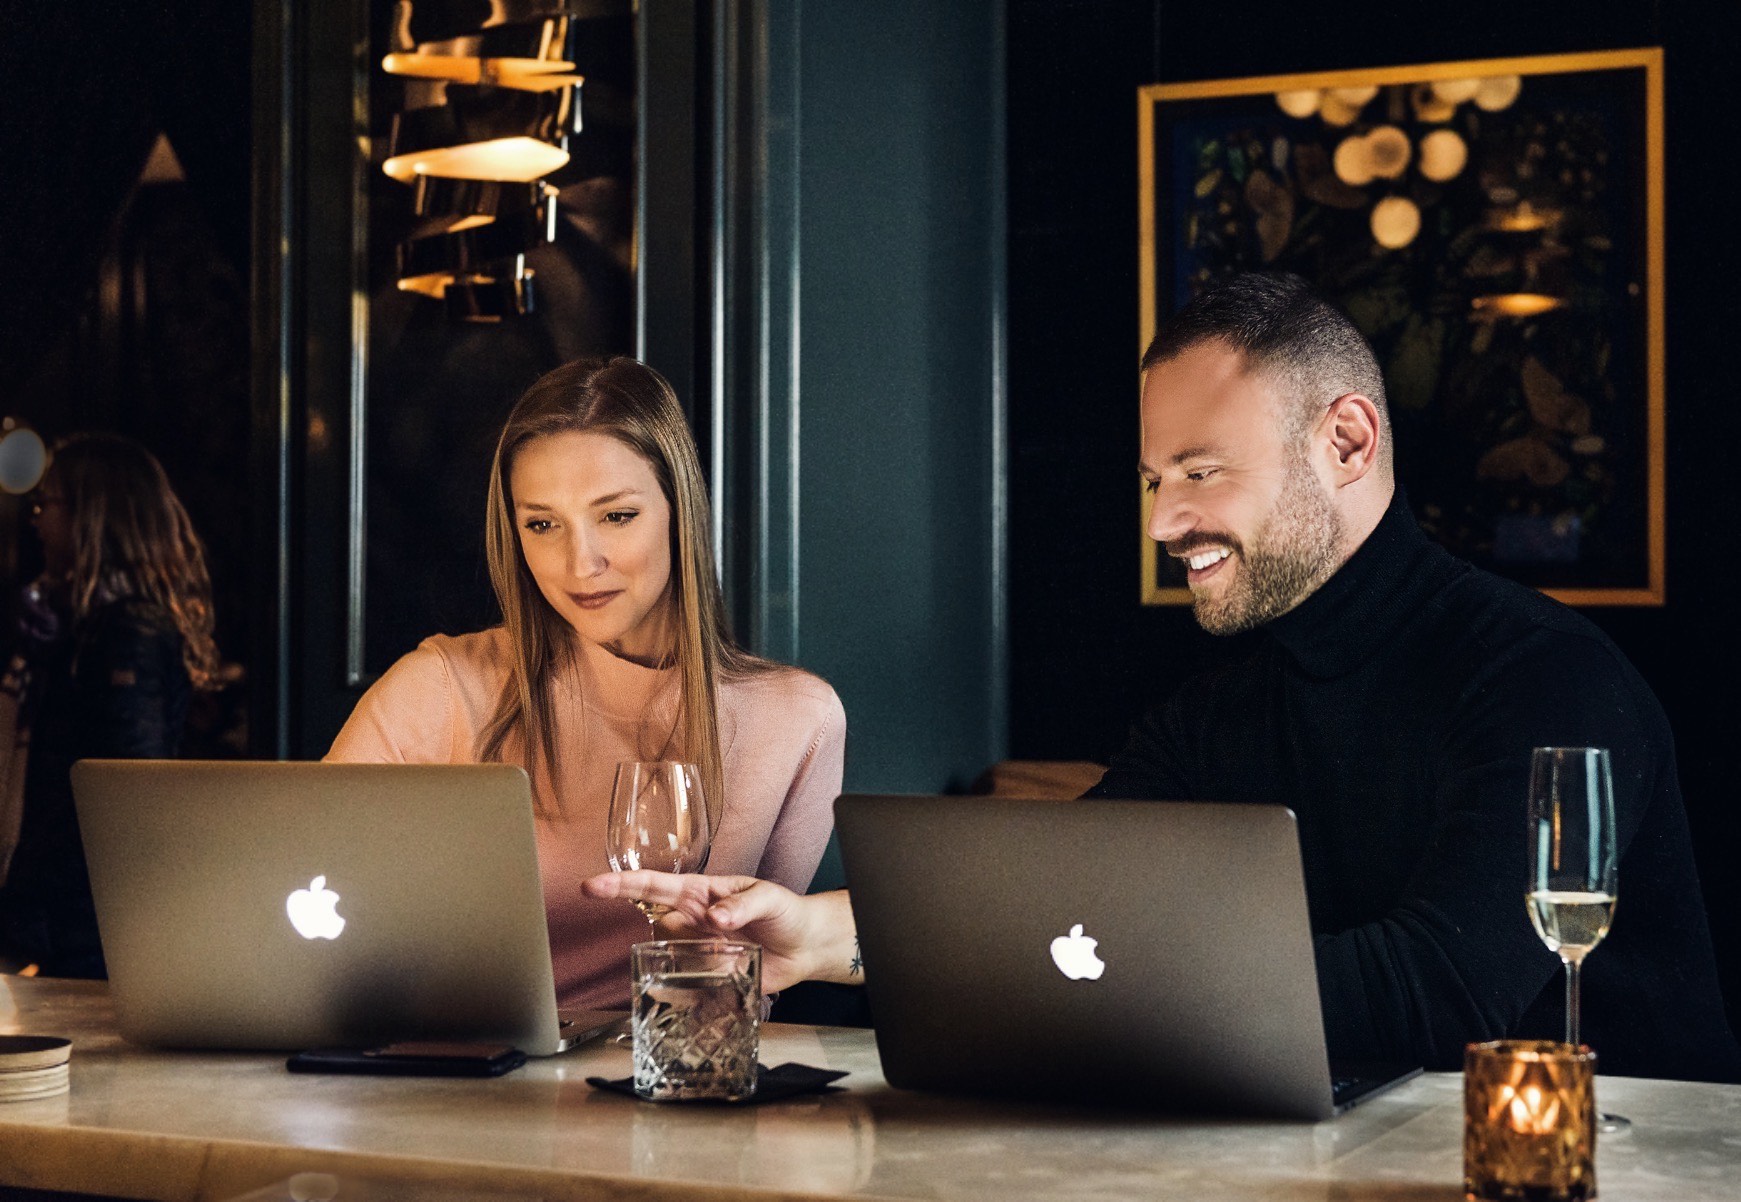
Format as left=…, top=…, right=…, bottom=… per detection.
left=0, top=433, right=220, bottom=978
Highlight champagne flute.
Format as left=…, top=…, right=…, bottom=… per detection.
left=606, top=761, right=711, bottom=928
left=1526, top=745, right=1628, bottom=1131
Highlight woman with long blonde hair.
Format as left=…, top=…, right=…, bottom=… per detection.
left=329, top=357, right=845, bottom=1009
left=0, top=433, right=221, bottom=978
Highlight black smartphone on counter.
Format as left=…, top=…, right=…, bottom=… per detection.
left=287, top=1041, right=527, bottom=1077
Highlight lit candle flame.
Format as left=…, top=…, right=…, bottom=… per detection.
left=1493, top=1081, right=1562, bottom=1135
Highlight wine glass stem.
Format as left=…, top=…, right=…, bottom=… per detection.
left=1564, top=957, right=1582, bottom=1047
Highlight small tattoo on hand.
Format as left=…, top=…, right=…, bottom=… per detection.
left=849, top=937, right=863, bottom=978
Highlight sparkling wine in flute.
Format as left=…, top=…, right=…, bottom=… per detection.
left=1525, top=746, right=1617, bottom=1049
left=1526, top=889, right=1616, bottom=962
left=1527, top=747, right=1628, bottom=1132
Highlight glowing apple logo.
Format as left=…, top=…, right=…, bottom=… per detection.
left=286, top=875, right=346, bottom=941
left=1049, top=923, right=1105, bottom=980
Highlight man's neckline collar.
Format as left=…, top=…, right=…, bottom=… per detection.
left=1261, top=486, right=1443, bottom=678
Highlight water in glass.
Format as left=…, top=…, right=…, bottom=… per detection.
left=632, top=941, right=760, bottom=1101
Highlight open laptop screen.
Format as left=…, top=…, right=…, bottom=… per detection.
left=836, top=794, right=1413, bottom=1119
left=73, top=760, right=573, bottom=1054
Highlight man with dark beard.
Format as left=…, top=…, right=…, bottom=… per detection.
left=1092, top=271, right=1739, bottom=1081
left=587, top=273, right=1741, bottom=1083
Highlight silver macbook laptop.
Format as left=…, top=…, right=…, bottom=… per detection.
left=835, top=795, right=1420, bottom=1120
left=71, top=760, right=620, bottom=1056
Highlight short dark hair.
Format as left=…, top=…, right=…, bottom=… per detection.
left=1141, top=272, right=1389, bottom=456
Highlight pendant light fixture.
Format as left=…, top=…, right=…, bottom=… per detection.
left=379, top=1, right=621, bottom=321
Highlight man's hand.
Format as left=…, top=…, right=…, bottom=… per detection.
left=582, top=872, right=860, bottom=992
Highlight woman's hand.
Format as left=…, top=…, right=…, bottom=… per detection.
left=583, top=872, right=860, bottom=991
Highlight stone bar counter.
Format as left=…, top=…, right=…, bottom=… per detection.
left=1, top=975, right=1738, bottom=1201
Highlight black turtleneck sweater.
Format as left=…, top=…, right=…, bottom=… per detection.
left=1090, top=489, right=1741, bottom=1082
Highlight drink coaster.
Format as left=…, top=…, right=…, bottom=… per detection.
left=586, top=1061, right=847, bottom=1103
left=0, top=1036, right=71, bottom=1072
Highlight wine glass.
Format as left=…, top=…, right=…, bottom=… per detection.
left=1526, top=746, right=1628, bottom=1131
left=606, top=761, right=711, bottom=928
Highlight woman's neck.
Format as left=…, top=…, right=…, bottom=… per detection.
left=570, top=635, right=678, bottom=722
left=602, top=642, right=676, bottom=670
left=599, top=593, right=678, bottom=668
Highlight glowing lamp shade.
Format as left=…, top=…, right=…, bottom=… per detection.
left=1274, top=89, right=1321, bottom=118
left=1365, top=126, right=1412, bottom=180
left=410, top=177, right=548, bottom=235
left=396, top=263, right=538, bottom=323
left=0, top=428, right=47, bottom=494
left=1418, top=129, right=1468, bottom=182
left=1474, top=75, right=1523, bottom=111
left=383, top=84, right=580, bottom=182
left=1333, top=136, right=1375, bottom=186
left=1370, top=196, right=1422, bottom=249
left=377, top=5, right=595, bottom=321
left=398, top=274, right=449, bottom=298
left=383, top=137, right=570, bottom=183
left=381, top=52, right=577, bottom=87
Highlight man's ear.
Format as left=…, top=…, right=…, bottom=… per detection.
left=1319, top=393, right=1381, bottom=486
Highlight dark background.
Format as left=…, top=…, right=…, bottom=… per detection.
left=0, top=1, right=255, bottom=753
left=2, top=0, right=1735, bottom=1035
left=1005, top=0, right=1741, bottom=1032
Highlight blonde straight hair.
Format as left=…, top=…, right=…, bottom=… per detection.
left=479, top=357, right=766, bottom=822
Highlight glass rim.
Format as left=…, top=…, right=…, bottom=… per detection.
left=630, top=938, right=760, bottom=956
left=1465, top=1039, right=1597, bottom=1064
left=614, top=759, right=702, bottom=769
left=1529, top=746, right=1611, bottom=757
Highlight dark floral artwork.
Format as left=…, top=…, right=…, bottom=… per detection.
left=1140, top=52, right=1663, bottom=605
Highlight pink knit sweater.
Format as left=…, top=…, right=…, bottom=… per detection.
left=326, top=630, right=845, bottom=1009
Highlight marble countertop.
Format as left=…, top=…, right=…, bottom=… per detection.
left=1, top=975, right=1738, bottom=1202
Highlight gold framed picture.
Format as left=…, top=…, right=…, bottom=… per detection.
left=1139, top=49, right=1665, bottom=607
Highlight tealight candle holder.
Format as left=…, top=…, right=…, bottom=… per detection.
left=1464, top=1040, right=1596, bottom=1202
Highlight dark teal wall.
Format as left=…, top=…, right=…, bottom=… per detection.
left=788, top=1, right=1007, bottom=794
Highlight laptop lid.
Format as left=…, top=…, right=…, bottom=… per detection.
left=72, top=760, right=608, bottom=1056
left=836, top=794, right=1400, bottom=1120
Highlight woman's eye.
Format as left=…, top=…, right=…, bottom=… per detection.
left=603, top=510, right=638, bottom=525
left=1142, top=478, right=1160, bottom=494
left=522, top=518, right=554, bottom=534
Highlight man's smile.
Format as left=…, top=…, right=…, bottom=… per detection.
left=1168, top=541, right=1235, bottom=586
left=1182, top=547, right=1231, bottom=571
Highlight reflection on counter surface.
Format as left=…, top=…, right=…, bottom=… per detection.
left=2, top=977, right=1740, bottom=1201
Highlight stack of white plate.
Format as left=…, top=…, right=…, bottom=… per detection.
left=0, top=1035, right=71, bottom=1101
